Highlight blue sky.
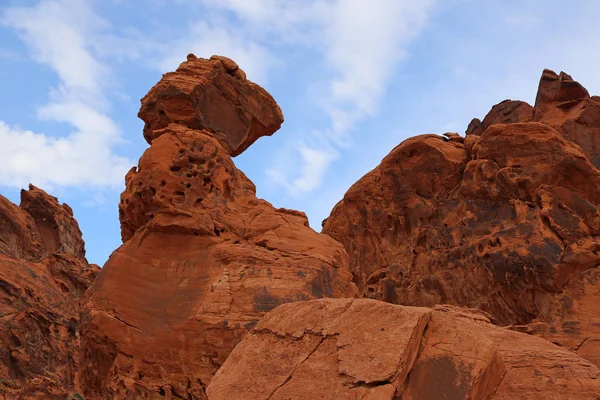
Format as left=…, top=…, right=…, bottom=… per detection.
left=1, top=0, right=599, bottom=265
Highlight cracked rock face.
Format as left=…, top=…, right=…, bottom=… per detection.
left=207, top=298, right=600, bottom=399
left=0, top=185, right=99, bottom=399
left=323, top=70, right=600, bottom=368
left=79, top=57, right=356, bottom=399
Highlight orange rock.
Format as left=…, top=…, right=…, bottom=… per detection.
left=0, top=185, right=98, bottom=399
left=138, top=55, right=283, bottom=156
left=79, top=58, right=356, bottom=398
left=533, top=69, right=600, bottom=168
left=207, top=299, right=600, bottom=399
left=323, top=70, right=600, bottom=370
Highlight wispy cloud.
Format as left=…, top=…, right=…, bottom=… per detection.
left=198, top=0, right=437, bottom=195
left=158, top=21, right=273, bottom=85
left=0, top=0, right=131, bottom=189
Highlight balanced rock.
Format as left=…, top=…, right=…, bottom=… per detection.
left=0, top=185, right=98, bottom=399
left=207, top=299, right=600, bottom=399
left=138, top=54, right=283, bottom=156
left=79, top=57, right=356, bottom=398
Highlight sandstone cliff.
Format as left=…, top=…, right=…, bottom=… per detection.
left=0, top=185, right=99, bottom=399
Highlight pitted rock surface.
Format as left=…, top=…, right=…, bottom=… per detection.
left=207, top=299, right=600, bottom=399
left=323, top=70, right=600, bottom=368
left=0, top=185, right=98, bottom=399
left=79, top=58, right=356, bottom=399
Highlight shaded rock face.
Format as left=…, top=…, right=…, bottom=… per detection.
left=0, top=185, right=98, bottom=399
left=207, top=298, right=600, bottom=399
left=79, top=56, right=356, bottom=399
left=323, top=70, right=600, bottom=367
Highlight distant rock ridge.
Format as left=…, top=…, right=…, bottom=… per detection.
left=0, top=185, right=98, bottom=399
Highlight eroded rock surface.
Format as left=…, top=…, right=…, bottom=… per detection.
left=0, top=185, right=98, bottom=399
left=323, top=70, right=600, bottom=367
left=79, top=56, right=356, bottom=399
left=207, top=299, right=600, bottom=399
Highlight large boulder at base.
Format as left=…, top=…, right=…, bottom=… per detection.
left=207, top=298, right=600, bottom=399
left=0, top=185, right=98, bottom=399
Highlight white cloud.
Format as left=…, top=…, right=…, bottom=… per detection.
left=0, top=0, right=132, bottom=190
left=158, top=21, right=272, bottom=85
left=200, top=0, right=437, bottom=195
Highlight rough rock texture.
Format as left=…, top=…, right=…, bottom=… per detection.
left=0, top=185, right=98, bottom=399
left=323, top=70, right=600, bottom=367
left=139, top=53, right=283, bottom=156
left=207, top=298, right=600, bottom=399
left=79, top=56, right=356, bottom=399
left=533, top=70, right=600, bottom=168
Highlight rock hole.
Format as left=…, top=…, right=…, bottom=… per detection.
left=160, top=180, right=166, bottom=187
left=189, top=155, right=206, bottom=164
left=174, top=191, right=185, bottom=196
left=214, top=227, right=221, bottom=237
left=150, top=187, right=156, bottom=195
left=179, top=148, right=185, bottom=154
left=203, top=176, right=211, bottom=185
left=194, top=198, right=203, bottom=206
left=159, top=110, right=166, bottom=116
left=186, top=183, right=192, bottom=189
left=158, top=387, right=166, bottom=395
left=170, top=166, right=181, bottom=172
left=59, top=282, right=70, bottom=293
left=208, top=161, right=215, bottom=169
left=138, top=371, right=144, bottom=380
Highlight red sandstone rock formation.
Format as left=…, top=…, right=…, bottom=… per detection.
left=0, top=185, right=98, bottom=399
left=207, top=298, right=600, bottom=399
left=79, top=55, right=356, bottom=399
left=323, top=70, right=600, bottom=368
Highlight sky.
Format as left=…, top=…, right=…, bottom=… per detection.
left=1, top=0, right=600, bottom=265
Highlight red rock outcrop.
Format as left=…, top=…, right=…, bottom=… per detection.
left=79, top=55, right=356, bottom=399
left=323, top=70, right=600, bottom=368
left=0, top=185, right=99, bottom=399
left=207, top=298, right=600, bottom=399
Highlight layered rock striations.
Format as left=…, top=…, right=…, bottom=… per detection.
left=207, top=298, right=600, bottom=399
left=323, top=70, right=600, bottom=368
left=79, top=55, right=357, bottom=399
left=0, top=185, right=98, bottom=399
